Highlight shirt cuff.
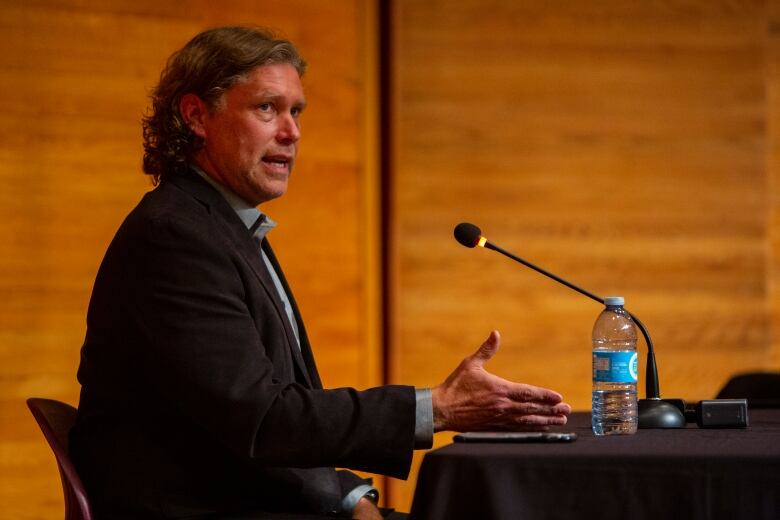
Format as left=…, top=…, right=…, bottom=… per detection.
left=414, top=387, right=434, bottom=449
left=341, top=484, right=375, bottom=514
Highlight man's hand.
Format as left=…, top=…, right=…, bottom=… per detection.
left=432, top=330, right=571, bottom=432
left=352, top=496, right=383, bottom=520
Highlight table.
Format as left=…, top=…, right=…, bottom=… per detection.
left=409, top=410, right=780, bottom=520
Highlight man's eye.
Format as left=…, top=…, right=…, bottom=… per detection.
left=258, top=103, right=272, bottom=112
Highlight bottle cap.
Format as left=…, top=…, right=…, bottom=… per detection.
left=604, top=296, right=624, bottom=306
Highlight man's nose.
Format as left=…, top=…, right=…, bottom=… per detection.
left=276, top=113, right=301, bottom=144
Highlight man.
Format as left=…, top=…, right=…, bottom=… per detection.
left=70, top=26, right=571, bottom=519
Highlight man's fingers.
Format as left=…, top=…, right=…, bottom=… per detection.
left=517, top=401, right=572, bottom=417
left=506, top=383, right=564, bottom=404
left=497, top=399, right=571, bottom=418
left=481, top=411, right=570, bottom=432
left=471, top=330, right=500, bottom=365
left=514, top=413, right=569, bottom=427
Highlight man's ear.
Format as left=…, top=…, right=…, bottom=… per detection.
left=180, top=93, right=209, bottom=139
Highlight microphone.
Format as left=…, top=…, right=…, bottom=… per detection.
left=454, top=222, right=686, bottom=429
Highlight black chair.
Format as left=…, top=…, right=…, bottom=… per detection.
left=27, top=398, right=94, bottom=520
left=717, top=372, right=780, bottom=408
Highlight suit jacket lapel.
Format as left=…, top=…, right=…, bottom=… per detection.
left=262, top=240, right=323, bottom=389
left=167, top=171, right=314, bottom=387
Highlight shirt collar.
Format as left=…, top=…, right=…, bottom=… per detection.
left=191, top=165, right=277, bottom=241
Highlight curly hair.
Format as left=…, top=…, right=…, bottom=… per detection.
left=141, top=26, right=306, bottom=183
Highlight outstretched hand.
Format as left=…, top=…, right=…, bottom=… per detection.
left=432, top=330, right=571, bottom=432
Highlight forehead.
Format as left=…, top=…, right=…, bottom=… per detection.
left=231, top=63, right=304, bottom=97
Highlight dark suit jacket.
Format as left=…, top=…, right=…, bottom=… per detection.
left=70, top=170, right=416, bottom=519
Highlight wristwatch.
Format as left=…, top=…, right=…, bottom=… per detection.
left=362, top=489, right=379, bottom=505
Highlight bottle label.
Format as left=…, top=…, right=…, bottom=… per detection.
left=593, top=351, right=638, bottom=383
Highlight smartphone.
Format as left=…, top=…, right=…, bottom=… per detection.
left=453, top=432, right=577, bottom=443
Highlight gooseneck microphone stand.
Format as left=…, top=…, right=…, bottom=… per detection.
left=454, top=222, right=685, bottom=429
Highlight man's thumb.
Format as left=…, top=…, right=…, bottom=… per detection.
left=472, top=330, right=500, bottom=365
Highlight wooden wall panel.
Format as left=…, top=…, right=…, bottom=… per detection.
left=388, top=0, right=775, bottom=511
left=0, top=1, right=379, bottom=518
left=769, top=0, right=780, bottom=368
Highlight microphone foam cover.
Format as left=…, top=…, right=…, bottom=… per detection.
left=454, top=222, right=482, bottom=248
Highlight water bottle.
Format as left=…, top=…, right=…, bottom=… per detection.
left=592, top=296, right=638, bottom=436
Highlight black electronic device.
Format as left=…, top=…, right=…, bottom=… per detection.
left=695, top=399, right=748, bottom=428
left=453, top=222, right=686, bottom=429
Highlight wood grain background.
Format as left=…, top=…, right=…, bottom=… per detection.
left=0, top=1, right=381, bottom=517
left=2, top=0, right=779, bottom=517
left=387, top=0, right=780, bottom=511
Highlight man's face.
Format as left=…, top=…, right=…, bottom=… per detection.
left=192, top=63, right=306, bottom=206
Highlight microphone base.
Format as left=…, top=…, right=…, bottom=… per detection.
left=638, top=398, right=686, bottom=429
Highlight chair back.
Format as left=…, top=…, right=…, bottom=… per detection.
left=27, top=398, right=93, bottom=520
left=717, top=372, right=780, bottom=408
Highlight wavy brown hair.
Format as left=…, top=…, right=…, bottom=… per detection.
left=141, top=26, right=306, bottom=183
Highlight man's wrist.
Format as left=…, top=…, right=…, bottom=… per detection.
left=352, top=496, right=382, bottom=520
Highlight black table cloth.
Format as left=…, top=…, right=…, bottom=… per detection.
left=409, top=410, right=780, bottom=520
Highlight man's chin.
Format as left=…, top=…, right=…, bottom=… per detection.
left=253, top=184, right=288, bottom=206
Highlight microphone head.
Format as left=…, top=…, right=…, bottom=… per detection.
left=454, top=222, right=482, bottom=248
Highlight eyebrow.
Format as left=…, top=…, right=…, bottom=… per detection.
left=257, top=91, right=307, bottom=110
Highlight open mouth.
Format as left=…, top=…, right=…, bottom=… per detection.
left=262, top=154, right=291, bottom=172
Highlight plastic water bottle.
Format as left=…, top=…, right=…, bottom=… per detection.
left=592, top=296, right=638, bottom=436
